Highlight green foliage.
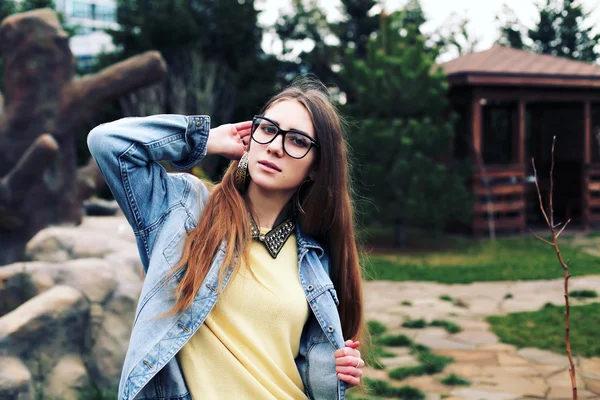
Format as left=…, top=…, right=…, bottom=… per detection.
left=341, top=6, right=472, bottom=239
left=367, top=320, right=388, bottom=336
left=19, top=0, right=55, bottom=12
left=363, top=378, right=425, bottom=399
left=569, top=289, right=598, bottom=298
left=495, top=5, right=526, bottom=49
left=108, top=0, right=261, bottom=69
left=402, top=319, right=427, bottom=329
left=76, top=383, right=118, bottom=400
left=401, top=300, right=413, bottom=306
left=364, top=236, right=600, bottom=283
left=487, top=303, right=600, bottom=357
left=439, top=295, right=453, bottom=302
left=429, top=319, right=462, bottom=334
left=0, top=0, right=17, bottom=22
left=497, top=0, right=599, bottom=62
left=440, top=373, right=471, bottom=386
left=100, top=0, right=280, bottom=126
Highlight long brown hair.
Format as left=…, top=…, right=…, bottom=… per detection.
left=161, top=76, right=364, bottom=341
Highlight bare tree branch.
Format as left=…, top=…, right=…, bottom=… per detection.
left=531, top=138, right=578, bottom=400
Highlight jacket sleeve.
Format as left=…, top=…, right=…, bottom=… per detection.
left=87, top=114, right=210, bottom=265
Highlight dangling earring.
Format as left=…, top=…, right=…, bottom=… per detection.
left=234, top=152, right=250, bottom=192
left=294, top=178, right=312, bottom=215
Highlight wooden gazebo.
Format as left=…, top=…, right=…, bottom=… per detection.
left=441, top=45, right=600, bottom=235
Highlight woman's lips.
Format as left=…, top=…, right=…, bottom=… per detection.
left=258, top=160, right=281, bottom=173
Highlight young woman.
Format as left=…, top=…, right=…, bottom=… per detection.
left=87, top=77, right=365, bottom=400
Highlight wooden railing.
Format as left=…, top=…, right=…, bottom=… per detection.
left=584, top=164, right=600, bottom=228
left=472, top=164, right=526, bottom=237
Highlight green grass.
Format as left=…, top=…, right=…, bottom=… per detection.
left=400, top=318, right=463, bottom=334
left=364, top=236, right=600, bottom=283
left=401, top=300, right=413, bottom=306
left=439, top=294, right=453, bottom=302
left=402, top=319, right=427, bottom=329
left=569, top=289, right=598, bottom=298
left=377, top=334, right=413, bottom=347
left=362, top=378, right=425, bottom=400
left=430, top=319, right=462, bottom=334
left=389, top=352, right=453, bottom=380
left=487, top=303, right=600, bottom=357
left=367, top=320, right=388, bottom=336
left=440, top=373, right=471, bottom=386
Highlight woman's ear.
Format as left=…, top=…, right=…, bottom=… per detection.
left=308, top=170, right=316, bottom=181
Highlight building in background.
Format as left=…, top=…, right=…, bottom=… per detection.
left=56, top=0, right=118, bottom=71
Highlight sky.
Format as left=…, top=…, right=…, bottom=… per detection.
left=255, top=0, right=600, bottom=62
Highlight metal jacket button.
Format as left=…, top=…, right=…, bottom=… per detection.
left=196, top=121, right=201, bottom=127
left=327, top=325, right=334, bottom=332
left=306, top=285, right=314, bottom=291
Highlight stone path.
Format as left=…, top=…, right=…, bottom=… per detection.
left=362, top=276, right=600, bottom=400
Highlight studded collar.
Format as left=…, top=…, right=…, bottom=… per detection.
left=250, top=214, right=296, bottom=259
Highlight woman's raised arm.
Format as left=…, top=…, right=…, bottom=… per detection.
left=87, top=114, right=210, bottom=253
left=87, top=115, right=250, bottom=268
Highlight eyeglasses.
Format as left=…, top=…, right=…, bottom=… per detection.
left=251, top=115, right=319, bottom=159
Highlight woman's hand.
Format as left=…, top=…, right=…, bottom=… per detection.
left=206, top=121, right=252, bottom=160
left=334, top=340, right=364, bottom=387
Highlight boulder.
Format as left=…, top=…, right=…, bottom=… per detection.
left=0, top=356, right=33, bottom=400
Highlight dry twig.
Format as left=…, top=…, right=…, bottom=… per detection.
left=531, top=136, right=577, bottom=400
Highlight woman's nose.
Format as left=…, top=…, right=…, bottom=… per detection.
left=267, top=134, right=285, bottom=156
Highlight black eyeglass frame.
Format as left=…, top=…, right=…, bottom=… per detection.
left=251, top=115, right=320, bottom=159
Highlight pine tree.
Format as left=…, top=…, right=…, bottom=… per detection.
left=498, top=0, right=599, bottom=62
left=341, top=8, right=472, bottom=245
left=496, top=5, right=527, bottom=50
left=528, top=0, right=559, bottom=55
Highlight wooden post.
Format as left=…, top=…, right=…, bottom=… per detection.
left=471, top=95, right=482, bottom=160
left=584, top=101, right=591, bottom=230
left=471, top=92, right=483, bottom=237
left=518, top=100, right=526, bottom=165
left=518, top=100, right=526, bottom=233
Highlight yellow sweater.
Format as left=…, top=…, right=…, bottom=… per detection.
left=177, top=228, right=310, bottom=399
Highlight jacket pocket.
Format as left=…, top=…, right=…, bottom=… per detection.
left=328, top=287, right=340, bottom=307
left=162, top=217, right=190, bottom=268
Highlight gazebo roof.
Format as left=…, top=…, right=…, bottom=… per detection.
left=441, top=45, right=600, bottom=88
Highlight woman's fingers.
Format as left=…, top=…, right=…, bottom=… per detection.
left=337, top=372, right=361, bottom=387
left=336, top=365, right=364, bottom=376
left=334, top=346, right=360, bottom=361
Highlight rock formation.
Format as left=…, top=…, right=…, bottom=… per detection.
left=0, top=212, right=143, bottom=399
left=0, top=8, right=167, bottom=265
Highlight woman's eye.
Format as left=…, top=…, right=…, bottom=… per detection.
left=262, top=125, right=278, bottom=134
left=289, top=135, right=310, bottom=148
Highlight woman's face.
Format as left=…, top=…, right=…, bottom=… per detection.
left=247, top=99, right=317, bottom=195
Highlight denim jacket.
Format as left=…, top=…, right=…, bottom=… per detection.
left=87, top=114, right=347, bottom=400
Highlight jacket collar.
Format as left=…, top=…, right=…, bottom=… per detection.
left=295, top=222, right=324, bottom=258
